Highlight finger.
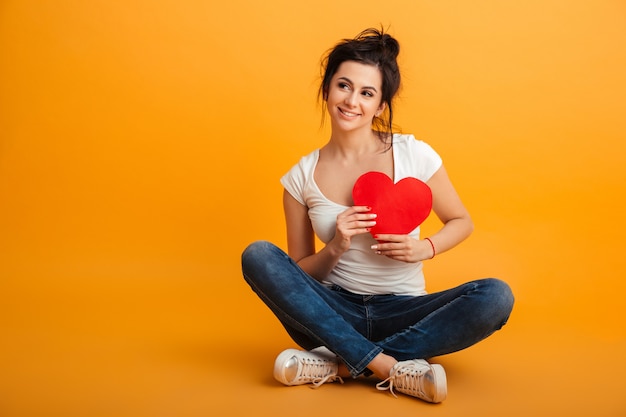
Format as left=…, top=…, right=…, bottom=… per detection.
left=372, top=243, right=396, bottom=255
left=338, top=206, right=374, bottom=221
left=341, top=215, right=377, bottom=227
left=340, top=206, right=371, bottom=217
left=354, top=220, right=376, bottom=230
left=373, top=233, right=404, bottom=242
left=338, top=219, right=376, bottom=235
left=339, top=213, right=376, bottom=226
left=371, top=240, right=402, bottom=251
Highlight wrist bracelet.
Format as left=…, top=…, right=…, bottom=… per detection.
left=425, top=237, right=436, bottom=259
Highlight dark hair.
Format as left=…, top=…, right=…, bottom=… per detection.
left=319, top=27, right=401, bottom=144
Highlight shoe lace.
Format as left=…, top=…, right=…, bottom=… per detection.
left=299, top=357, right=344, bottom=388
left=376, top=363, right=427, bottom=398
left=311, top=374, right=344, bottom=388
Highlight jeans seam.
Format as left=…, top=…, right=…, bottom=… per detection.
left=352, top=346, right=383, bottom=376
left=243, top=270, right=378, bottom=378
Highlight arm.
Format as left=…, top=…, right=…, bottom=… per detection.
left=283, top=189, right=376, bottom=280
left=372, top=164, right=473, bottom=262
left=425, top=164, right=474, bottom=254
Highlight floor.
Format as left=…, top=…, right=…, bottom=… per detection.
left=2, top=261, right=624, bottom=417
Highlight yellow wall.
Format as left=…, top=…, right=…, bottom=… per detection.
left=1, top=1, right=625, bottom=416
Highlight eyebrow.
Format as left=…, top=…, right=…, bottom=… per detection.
left=338, top=77, right=378, bottom=93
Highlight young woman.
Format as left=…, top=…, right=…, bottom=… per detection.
left=241, top=28, right=514, bottom=404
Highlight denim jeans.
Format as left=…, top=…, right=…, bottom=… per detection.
left=241, top=240, right=514, bottom=377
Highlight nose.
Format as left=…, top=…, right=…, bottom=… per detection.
left=344, top=91, right=358, bottom=107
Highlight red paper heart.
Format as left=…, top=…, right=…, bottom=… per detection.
left=352, top=171, right=432, bottom=237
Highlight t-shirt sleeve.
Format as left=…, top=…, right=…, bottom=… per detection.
left=394, top=135, right=442, bottom=182
left=280, top=159, right=307, bottom=206
left=415, top=139, right=443, bottom=181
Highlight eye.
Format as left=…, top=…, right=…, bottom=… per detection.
left=362, top=90, right=374, bottom=98
left=338, top=82, right=350, bottom=90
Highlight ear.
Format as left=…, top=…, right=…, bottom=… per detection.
left=375, top=101, right=387, bottom=117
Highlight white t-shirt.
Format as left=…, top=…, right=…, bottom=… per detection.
left=281, top=134, right=442, bottom=296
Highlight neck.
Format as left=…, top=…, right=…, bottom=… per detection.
left=327, top=129, right=387, bottom=159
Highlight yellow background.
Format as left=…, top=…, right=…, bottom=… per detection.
left=1, top=1, right=625, bottom=416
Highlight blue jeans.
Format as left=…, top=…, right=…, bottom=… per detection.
left=241, top=241, right=514, bottom=377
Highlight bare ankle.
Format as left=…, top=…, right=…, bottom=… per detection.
left=367, top=353, right=398, bottom=380
left=337, top=362, right=352, bottom=378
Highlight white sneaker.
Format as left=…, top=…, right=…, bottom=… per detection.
left=273, top=347, right=343, bottom=387
left=376, top=359, right=447, bottom=403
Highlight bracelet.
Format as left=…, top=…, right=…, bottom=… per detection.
left=425, top=237, right=436, bottom=259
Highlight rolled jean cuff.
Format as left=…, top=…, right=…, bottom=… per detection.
left=346, top=345, right=384, bottom=377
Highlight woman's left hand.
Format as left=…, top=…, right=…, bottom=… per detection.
left=370, top=234, right=433, bottom=263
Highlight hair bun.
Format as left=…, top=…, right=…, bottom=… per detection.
left=354, top=28, right=400, bottom=60
left=380, top=33, right=400, bottom=60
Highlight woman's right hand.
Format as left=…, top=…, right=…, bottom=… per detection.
left=284, top=190, right=377, bottom=281
left=330, top=206, right=377, bottom=253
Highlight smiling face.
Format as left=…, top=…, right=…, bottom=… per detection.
left=325, top=60, right=387, bottom=136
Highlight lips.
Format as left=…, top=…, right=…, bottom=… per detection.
left=338, top=107, right=361, bottom=117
